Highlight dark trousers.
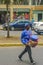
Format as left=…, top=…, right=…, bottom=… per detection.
left=19, top=45, right=33, bottom=63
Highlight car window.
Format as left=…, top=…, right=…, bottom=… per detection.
left=23, top=21, right=29, bottom=23
left=14, top=20, right=29, bottom=24
left=19, top=21, right=24, bottom=23
left=33, top=23, right=36, bottom=25
left=17, top=21, right=24, bottom=24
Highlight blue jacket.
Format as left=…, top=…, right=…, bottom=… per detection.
left=21, top=29, right=32, bottom=45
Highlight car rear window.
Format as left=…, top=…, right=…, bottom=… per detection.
left=24, top=20, right=30, bottom=23
left=18, top=20, right=29, bottom=23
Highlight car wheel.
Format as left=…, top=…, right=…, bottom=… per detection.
left=11, top=27, right=15, bottom=31
left=37, top=32, right=41, bottom=35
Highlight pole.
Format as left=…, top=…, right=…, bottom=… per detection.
left=6, top=3, right=10, bottom=38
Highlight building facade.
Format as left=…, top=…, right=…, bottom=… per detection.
left=0, top=0, right=43, bottom=24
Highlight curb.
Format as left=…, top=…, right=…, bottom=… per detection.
left=0, top=44, right=23, bottom=47
left=0, top=43, right=43, bottom=47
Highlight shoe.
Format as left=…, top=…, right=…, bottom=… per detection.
left=31, top=61, right=36, bottom=65
left=18, top=56, right=23, bottom=61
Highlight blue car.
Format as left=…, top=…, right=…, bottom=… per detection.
left=3, top=19, right=32, bottom=31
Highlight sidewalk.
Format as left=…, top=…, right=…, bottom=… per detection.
left=0, top=36, right=23, bottom=47
left=0, top=35, right=43, bottom=47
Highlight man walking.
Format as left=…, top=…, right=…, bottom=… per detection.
left=18, top=23, right=35, bottom=65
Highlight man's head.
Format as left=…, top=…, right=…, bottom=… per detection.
left=25, top=23, right=30, bottom=30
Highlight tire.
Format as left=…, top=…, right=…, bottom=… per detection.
left=37, top=32, right=41, bottom=35
left=11, top=27, right=15, bottom=31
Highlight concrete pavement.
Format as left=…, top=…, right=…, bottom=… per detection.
left=0, top=46, right=43, bottom=65
left=0, top=35, right=43, bottom=47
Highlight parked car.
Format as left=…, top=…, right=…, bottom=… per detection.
left=3, top=19, right=32, bottom=31
left=32, top=22, right=43, bottom=34
left=32, top=22, right=39, bottom=30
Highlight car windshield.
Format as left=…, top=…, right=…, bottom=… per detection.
left=10, top=19, right=30, bottom=24
left=33, top=22, right=39, bottom=26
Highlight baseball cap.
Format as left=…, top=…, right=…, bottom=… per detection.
left=25, top=23, right=30, bottom=27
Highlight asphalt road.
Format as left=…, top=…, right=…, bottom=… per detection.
left=0, top=30, right=37, bottom=37
left=0, top=46, right=43, bottom=65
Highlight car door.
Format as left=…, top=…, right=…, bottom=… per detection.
left=13, top=21, right=24, bottom=30
left=17, top=21, right=25, bottom=30
left=23, top=21, right=29, bottom=27
left=39, top=24, right=43, bottom=30
left=19, top=20, right=29, bottom=29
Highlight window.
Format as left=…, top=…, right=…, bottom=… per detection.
left=40, top=0, right=43, bottom=5
left=38, top=13, right=42, bottom=21
left=32, top=0, right=36, bottom=5
left=23, top=21, right=29, bottom=23
left=32, top=0, right=43, bottom=5
left=13, top=0, right=29, bottom=5
left=0, top=0, right=4, bottom=4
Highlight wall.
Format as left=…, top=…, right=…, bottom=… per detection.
left=0, top=5, right=43, bottom=21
